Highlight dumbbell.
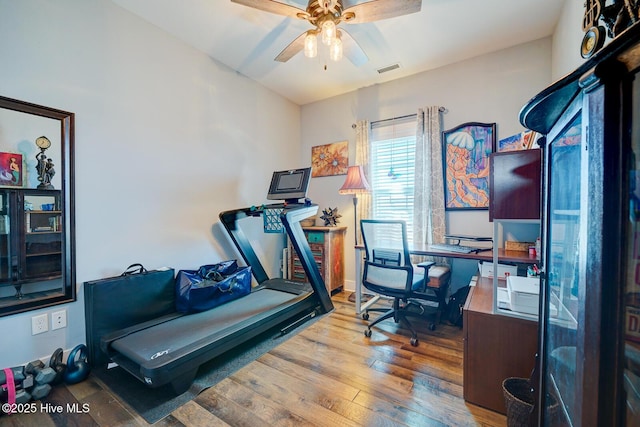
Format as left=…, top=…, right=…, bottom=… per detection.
left=25, top=360, right=57, bottom=385
left=30, top=383, right=51, bottom=400
left=1, top=367, right=32, bottom=404
left=0, top=366, right=32, bottom=395
left=0, top=366, right=25, bottom=385
left=0, top=386, right=32, bottom=404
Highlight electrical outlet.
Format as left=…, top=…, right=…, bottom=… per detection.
left=51, top=310, right=67, bottom=330
left=31, top=313, right=48, bottom=335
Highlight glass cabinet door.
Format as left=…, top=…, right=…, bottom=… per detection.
left=623, top=75, right=640, bottom=427
left=0, top=191, right=12, bottom=282
left=542, top=112, right=583, bottom=426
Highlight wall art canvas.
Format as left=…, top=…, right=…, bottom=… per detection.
left=311, top=141, right=349, bottom=177
left=0, top=152, right=23, bottom=187
left=442, top=122, right=496, bottom=210
left=498, top=130, right=540, bottom=152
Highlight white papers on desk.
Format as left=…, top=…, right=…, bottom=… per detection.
left=469, top=275, right=478, bottom=287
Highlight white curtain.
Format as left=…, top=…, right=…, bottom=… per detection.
left=413, top=106, right=446, bottom=246
left=354, top=120, right=371, bottom=244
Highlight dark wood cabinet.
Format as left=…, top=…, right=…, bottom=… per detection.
left=288, top=226, right=345, bottom=294
left=519, top=22, right=640, bottom=427
left=0, top=189, right=63, bottom=305
left=489, top=149, right=541, bottom=221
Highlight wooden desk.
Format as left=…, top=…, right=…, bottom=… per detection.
left=353, top=244, right=536, bottom=314
left=463, top=276, right=538, bottom=414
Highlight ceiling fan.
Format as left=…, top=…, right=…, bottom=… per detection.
left=231, top=0, right=422, bottom=66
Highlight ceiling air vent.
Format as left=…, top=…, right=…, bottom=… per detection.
left=377, top=63, right=400, bottom=74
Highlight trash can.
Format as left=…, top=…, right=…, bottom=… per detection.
left=502, top=377, right=535, bottom=426
left=502, top=377, right=558, bottom=427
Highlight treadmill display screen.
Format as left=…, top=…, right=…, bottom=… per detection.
left=266, top=168, right=311, bottom=202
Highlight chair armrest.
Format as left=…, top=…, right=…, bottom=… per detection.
left=415, top=261, right=435, bottom=290
left=416, top=261, right=435, bottom=273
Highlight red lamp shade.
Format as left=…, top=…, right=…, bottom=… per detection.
left=339, top=165, right=370, bottom=194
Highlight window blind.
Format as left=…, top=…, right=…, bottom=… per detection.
left=370, top=115, right=417, bottom=239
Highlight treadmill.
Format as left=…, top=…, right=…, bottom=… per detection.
left=100, top=168, right=333, bottom=394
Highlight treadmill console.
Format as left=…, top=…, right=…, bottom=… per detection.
left=266, top=167, right=311, bottom=204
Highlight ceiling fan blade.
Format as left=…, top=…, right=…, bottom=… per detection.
left=274, top=31, right=307, bottom=62
left=231, top=0, right=307, bottom=19
left=342, top=0, right=422, bottom=24
left=339, top=29, right=368, bottom=66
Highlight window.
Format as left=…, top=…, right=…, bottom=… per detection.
left=369, top=115, right=417, bottom=240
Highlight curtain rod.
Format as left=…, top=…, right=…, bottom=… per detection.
left=352, top=108, right=447, bottom=129
left=369, top=107, right=447, bottom=126
left=371, top=113, right=416, bottom=125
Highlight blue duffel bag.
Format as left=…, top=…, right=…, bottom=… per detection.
left=175, top=260, right=252, bottom=313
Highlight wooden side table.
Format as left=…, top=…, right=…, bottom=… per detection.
left=288, top=226, right=346, bottom=294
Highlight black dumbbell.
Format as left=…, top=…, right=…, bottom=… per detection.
left=25, top=360, right=57, bottom=385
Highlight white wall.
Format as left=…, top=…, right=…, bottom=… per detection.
left=552, top=0, right=588, bottom=80
left=301, top=38, right=553, bottom=290
left=0, top=0, right=301, bottom=367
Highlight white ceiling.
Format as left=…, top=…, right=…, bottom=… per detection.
left=111, top=0, right=566, bottom=105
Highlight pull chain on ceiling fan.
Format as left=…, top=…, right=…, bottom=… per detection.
left=231, top=0, right=422, bottom=66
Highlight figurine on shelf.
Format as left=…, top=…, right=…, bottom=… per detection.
left=36, top=152, right=54, bottom=189
left=320, top=207, right=341, bottom=226
left=35, top=136, right=54, bottom=189
left=44, top=158, right=55, bottom=186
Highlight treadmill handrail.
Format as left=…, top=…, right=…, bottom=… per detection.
left=281, top=205, right=333, bottom=314
left=219, top=206, right=275, bottom=284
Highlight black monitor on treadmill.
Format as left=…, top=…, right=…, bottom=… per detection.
left=267, top=167, right=311, bottom=203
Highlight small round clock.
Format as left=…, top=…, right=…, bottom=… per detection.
left=35, top=136, right=51, bottom=150
left=581, top=26, right=605, bottom=59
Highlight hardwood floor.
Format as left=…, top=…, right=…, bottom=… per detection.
left=2, top=292, right=507, bottom=426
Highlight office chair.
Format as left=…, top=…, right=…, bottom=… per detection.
left=360, top=219, right=444, bottom=346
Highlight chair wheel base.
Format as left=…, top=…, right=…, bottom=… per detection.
left=428, top=323, right=436, bottom=331
left=364, top=329, right=372, bottom=337
left=410, top=337, right=419, bottom=346
left=362, top=313, right=369, bottom=320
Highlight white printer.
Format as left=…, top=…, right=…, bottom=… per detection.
left=507, top=276, right=540, bottom=315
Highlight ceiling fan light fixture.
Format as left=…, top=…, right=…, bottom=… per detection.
left=329, top=36, right=343, bottom=61
left=321, top=20, right=336, bottom=45
left=304, top=32, right=318, bottom=58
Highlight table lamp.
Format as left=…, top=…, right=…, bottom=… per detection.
left=339, top=165, right=370, bottom=245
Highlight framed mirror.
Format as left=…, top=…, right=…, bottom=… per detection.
left=0, top=95, right=75, bottom=317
